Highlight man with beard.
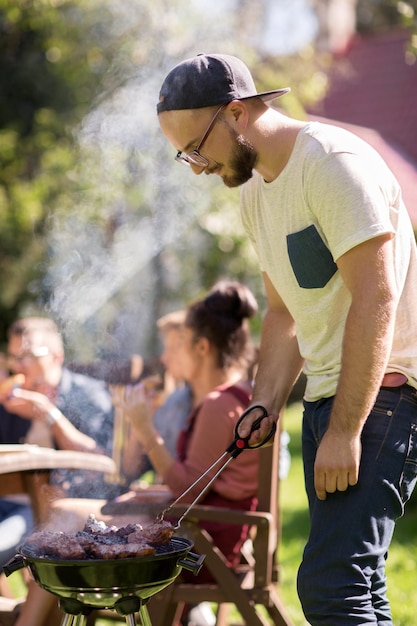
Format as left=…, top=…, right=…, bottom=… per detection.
left=156, top=54, right=417, bottom=625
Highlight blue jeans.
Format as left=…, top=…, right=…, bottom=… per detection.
left=297, top=385, right=417, bottom=625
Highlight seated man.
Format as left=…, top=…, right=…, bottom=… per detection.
left=0, top=316, right=129, bottom=568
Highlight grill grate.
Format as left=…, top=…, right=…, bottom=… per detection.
left=20, top=536, right=191, bottom=562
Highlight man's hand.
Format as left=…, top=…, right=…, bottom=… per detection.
left=3, top=387, right=53, bottom=421
left=314, top=429, right=361, bottom=500
left=235, top=405, right=277, bottom=447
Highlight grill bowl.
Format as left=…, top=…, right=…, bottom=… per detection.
left=3, top=536, right=204, bottom=610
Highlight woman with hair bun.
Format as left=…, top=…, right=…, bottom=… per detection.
left=124, top=279, right=260, bottom=583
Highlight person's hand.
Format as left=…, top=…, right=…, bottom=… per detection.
left=113, top=380, right=159, bottom=444
left=140, top=375, right=165, bottom=412
left=235, top=404, right=277, bottom=447
left=314, top=429, right=361, bottom=500
left=3, top=387, right=55, bottom=422
left=111, top=376, right=164, bottom=413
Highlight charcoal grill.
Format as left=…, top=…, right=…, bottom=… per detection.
left=3, top=537, right=204, bottom=625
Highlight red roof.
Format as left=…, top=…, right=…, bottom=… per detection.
left=308, top=29, right=417, bottom=224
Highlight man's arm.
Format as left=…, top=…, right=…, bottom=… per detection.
left=240, top=272, right=304, bottom=443
left=5, top=388, right=99, bottom=452
left=314, top=233, right=398, bottom=500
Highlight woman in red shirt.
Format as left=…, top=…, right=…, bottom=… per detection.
left=125, top=279, right=260, bottom=580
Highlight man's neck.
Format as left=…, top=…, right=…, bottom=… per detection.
left=253, top=112, right=305, bottom=183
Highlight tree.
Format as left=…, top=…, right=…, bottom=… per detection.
left=0, top=0, right=327, bottom=360
left=0, top=0, right=122, bottom=340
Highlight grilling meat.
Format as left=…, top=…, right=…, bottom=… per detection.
left=24, top=531, right=86, bottom=560
left=82, top=516, right=141, bottom=539
left=128, top=520, right=174, bottom=546
left=22, top=515, right=174, bottom=560
left=88, top=542, right=155, bottom=559
left=82, top=515, right=115, bottom=535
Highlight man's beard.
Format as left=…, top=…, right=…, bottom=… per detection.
left=222, top=130, right=258, bottom=188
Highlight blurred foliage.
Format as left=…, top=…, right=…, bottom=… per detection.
left=357, top=0, right=417, bottom=60
left=0, top=0, right=326, bottom=359
left=1, top=0, right=413, bottom=362
left=0, top=0, right=121, bottom=340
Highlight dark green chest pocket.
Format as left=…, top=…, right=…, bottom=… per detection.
left=286, top=224, right=337, bottom=289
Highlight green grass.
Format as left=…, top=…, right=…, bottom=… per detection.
left=278, top=401, right=417, bottom=626
left=277, top=402, right=310, bottom=626
left=6, top=401, right=417, bottom=625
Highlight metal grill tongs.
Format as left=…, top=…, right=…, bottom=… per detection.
left=157, top=405, right=276, bottom=529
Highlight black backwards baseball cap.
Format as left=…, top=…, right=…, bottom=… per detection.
left=157, top=53, right=290, bottom=114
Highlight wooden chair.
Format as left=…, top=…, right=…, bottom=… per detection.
left=147, top=422, right=295, bottom=626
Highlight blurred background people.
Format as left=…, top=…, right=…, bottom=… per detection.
left=123, top=281, right=260, bottom=588
left=153, top=309, right=192, bottom=454
left=119, top=309, right=192, bottom=483
left=0, top=316, right=136, bottom=572
left=3, top=308, right=189, bottom=626
left=24, top=280, right=260, bottom=626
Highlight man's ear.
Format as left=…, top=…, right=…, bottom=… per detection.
left=226, top=100, right=249, bottom=130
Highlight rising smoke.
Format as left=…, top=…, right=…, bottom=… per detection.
left=45, top=0, right=245, bottom=362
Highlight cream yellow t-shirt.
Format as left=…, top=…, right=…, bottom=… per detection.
left=241, top=122, right=417, bottom=401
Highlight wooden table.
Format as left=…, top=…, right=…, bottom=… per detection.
left=0, top=445, right=117, bottom=523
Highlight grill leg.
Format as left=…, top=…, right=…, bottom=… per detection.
left=138, top=605, right=152, bottom=626
left=59, top=612, right=89, bottom=626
